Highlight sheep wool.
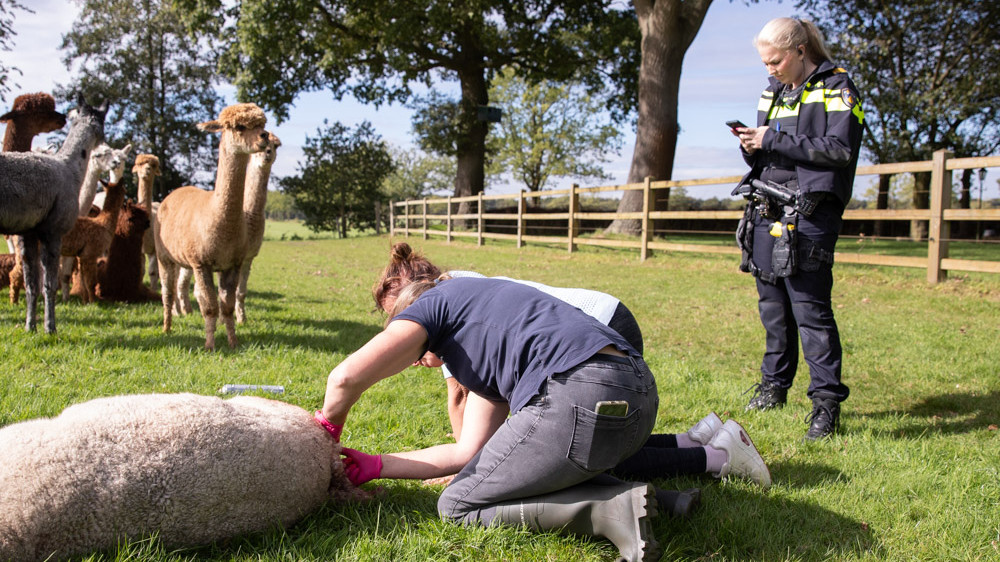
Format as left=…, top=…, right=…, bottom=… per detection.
left=0, top=393, right=366, bottom=562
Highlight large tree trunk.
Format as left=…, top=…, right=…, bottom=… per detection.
left=605, top=0, right=713, bottom=236
left=874, top=173, right=892, bottom=237
left=453, top=65, right=490, bottom=224
left=910, top=171, right=931, bottom=241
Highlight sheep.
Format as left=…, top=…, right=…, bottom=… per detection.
left=0, top=95, right=107, bottom=333
left=94, top=201, right=161, bottom=302
left=0, top=393, right=367, bottom=562
left=154, top=103, right=269, bottom=350
left=57, top=179, right=126, bottom=303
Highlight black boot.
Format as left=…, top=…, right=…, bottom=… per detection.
left=744, top=381, right=787, bottom=411
left=804, top=398, right=840, bottom=440
left=654, top=487, right=700, bottom=518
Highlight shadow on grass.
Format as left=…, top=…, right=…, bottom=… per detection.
left=873, top=390, right=1000, bottom=437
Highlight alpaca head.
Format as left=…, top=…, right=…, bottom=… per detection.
left=0, top=92, right=67, bottom=135
left=196, top=103, right=269, bottom=155
left=65, top=94, right=109, bottom=148
left=256, top=132, right=281, bottom=167
left=132, top=154, right=161, bottom=182
left=90, top=143, right=128, bottom=174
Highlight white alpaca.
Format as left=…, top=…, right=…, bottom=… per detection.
left=0, top=393, right=367, bottom=562
left=154, top=103, right=269, bottom=350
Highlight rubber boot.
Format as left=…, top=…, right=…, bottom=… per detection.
left=655, top=487, right=700, bottom=518
left=493, top=481, right=661, bottom=562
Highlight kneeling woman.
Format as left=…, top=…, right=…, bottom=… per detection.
left=320, top=276, right=661, bottom=561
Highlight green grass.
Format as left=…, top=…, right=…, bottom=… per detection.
left=2, top=234, right=999, bottom=561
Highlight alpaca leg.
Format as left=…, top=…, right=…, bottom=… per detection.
left=40, top=240, right=62, bottom=334
left=159, top=259, right=178, bottom=334
left=10, top=245, right=23, bottom=304
left=218, top=267, right=240, bottom=348
left=174, top=267, right=193, bottom=315
left=147, top=253, right=160, bottom=292
left=59, top=255, right=76, bottom=302
left=79, top=259, right=97, bottom=304
left=235, top=260, right=252, bottom=324
left=18, top=236, right=41, bottom=332
left=4, top=235, right=15, bottom=254
left=192, top=266, right=219, bottom=351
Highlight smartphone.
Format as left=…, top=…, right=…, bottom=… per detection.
left=726, top=119, right=747, bottom=130
left=595, top=400, right=629, bottom=417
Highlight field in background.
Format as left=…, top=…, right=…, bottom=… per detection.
left=1, top=235, right=997, bottom=561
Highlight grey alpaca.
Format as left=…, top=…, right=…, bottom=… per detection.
left=0, top=96, right=107, bottom=333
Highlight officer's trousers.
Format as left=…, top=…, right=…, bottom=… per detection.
left=751, top=198, right=850, bottom=402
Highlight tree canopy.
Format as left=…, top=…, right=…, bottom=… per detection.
left=279, top=120, right=395, bottom=237
left=178, top=0, right=639, bottom=203
left=58, top=0, right=223, bottom=199
left=0, top=0, right=29, bottom=102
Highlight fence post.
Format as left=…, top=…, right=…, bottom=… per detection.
left=477, top=192, right=485, bottom=247
left=568, top=183, right=579, bottom=253
left=389, top=201, right=395, bottom=236
left=404, top=201, right=410, bottom=238
left=446, top=196, right=453, bottom=243
left=640, top=177, right=653, bottom=261
left=517, top=189, right=525, bottom=248
left=422, top=198, right=428, bottom=240
left=927, top=149, right=953, bottom=284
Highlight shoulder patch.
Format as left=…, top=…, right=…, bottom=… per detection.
left=841, top=89, right=857, bottom=108
left=834, top=67, right=847, bottom=74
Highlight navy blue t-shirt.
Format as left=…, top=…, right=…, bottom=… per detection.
left=392, top=277, right=637, bottom=413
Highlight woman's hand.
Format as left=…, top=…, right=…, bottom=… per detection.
left=738, top=126, right=769, bottom=154
left=341, top=448, right=383, bottom=486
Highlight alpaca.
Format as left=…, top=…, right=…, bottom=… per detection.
left=178, top=132, right=281, bottom=321
left=58, top=179, right=126, bottom=303
left=235, top=132, right=281, bottom=324
left=0, top=95, right=107, bottom=333
left=154, top=103, right=269, bottom=350
left=133, top=153, right=162, bottom=291
left=1, top=92, right=67, bottom=301
left=95, top=202, right=160, bottom=302
left=0, top=393, right=367, bottom=562
left=0, top=252, right=13, bottom=289
left=54, top=142, right=133, bottom=298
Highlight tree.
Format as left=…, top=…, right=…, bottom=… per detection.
left=0, top=0, right=29, bottom=102
left=382, top=145, right=456, bottom=202
left=57, top=0, right=223, bottom=200
left=486, top=68, right=622, bottom=197
left=279, top=121, right=395, bottom=238
left=798, top=0, right=1000, bottom=238
left=178, top=0, right=639, bottom=206
left=605, top=0, right=715, bottom=235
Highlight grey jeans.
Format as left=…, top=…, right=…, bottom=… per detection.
left=438, top=353, right=659, bottom=524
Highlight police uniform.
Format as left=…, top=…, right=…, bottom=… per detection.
left=738, top=60, right=864, bottom=417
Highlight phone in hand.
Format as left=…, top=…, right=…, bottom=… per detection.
left=726, top=119, right=747, bottom=130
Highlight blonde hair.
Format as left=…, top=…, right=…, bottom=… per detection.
left=754, top=17, right=832, bottom=65
left=385, top=280, right=437, bottom=327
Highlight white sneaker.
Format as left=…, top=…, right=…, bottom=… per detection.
left=707, top=420, right=772, bottom=489
left=687, top=411, right=723, bottom=445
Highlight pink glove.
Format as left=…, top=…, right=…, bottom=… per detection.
left=341, top=447, right=383, bottom=486
left=314, top=410, right=343, bottom=442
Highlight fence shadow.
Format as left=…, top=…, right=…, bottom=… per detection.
left=870, top=390, right=1000, bottom=438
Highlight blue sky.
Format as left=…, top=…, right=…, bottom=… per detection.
left=6, top=1, right=996, bottom=200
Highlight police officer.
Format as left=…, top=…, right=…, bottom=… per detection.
left=731, top=17, right=864, bottom=440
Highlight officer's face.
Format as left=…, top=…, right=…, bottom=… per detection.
left=758, top=44, right=807, bottom=87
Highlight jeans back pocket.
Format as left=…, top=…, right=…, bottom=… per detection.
left=567, top=405, right=641, bottom=473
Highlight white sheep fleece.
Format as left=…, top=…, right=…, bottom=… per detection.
left=0, top=393, right=366, bottom=562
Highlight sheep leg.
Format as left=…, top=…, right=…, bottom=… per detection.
left=18, top=235, right=41, bottom=332
left=158, top=258, right=178, bottom=334
left=192, top=266, right=219, bottom=351
left=39, top=238, right=62, bottom=334
left=235, top=259, right=252, bottom=324
left=218, top=267, right=240, bottom=348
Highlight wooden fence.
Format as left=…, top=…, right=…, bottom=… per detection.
left=391, top=150, right=1000, bottom=284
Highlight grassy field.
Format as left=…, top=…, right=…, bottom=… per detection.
left=1, top=231, right=998, bottom=561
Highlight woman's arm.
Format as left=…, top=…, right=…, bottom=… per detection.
left=322, top=319, right=428, bottom=425
left=379, top=392, right=509, bottom=479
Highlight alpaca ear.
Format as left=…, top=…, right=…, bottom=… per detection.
left=197, top=120, right=224, bottom=133
left=99, top=179, right=109, bottom=188
left=0, top=111, right=14, bottom=122
left=121, top=143, right=132, bottom=156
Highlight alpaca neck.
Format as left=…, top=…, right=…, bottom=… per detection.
left=2, top=123, right=37, bottom=153
left=97, top=182, right=126, bottom=231
left=56, top=117, right=100, bottom=194
left=137, top=175, right=153, bottom=207
left=77, top=161, right=105, bottom=214
left=213, top=141, right=250, bottom=223
left=243, top=154, right=273, bottom=217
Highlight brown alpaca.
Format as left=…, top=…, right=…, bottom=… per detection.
left=0, top=253, right=14, bottom=290
left=236, top=132, right=280, bottom=324
left=58, top=180, right=126, bottom=304
left=154, top=103, right=269, bottom=350
left=1, top=93, right=67, bottom=304
left=95, top=202, right=159, bottom=302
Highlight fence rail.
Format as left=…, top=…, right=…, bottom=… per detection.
left=391, top=150, right=1000, bottom=283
